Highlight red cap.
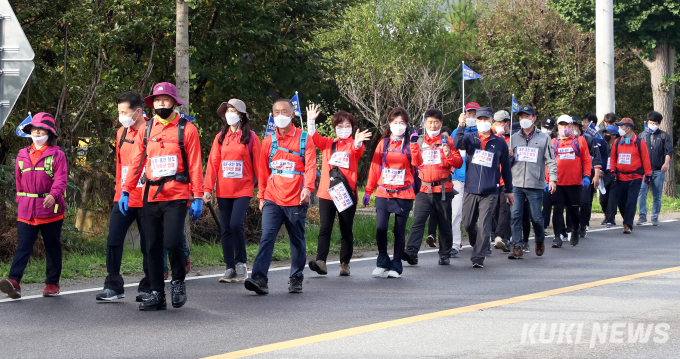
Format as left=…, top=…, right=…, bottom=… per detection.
left=465, top=102, right=480, bottom=112
left=615, top=118, right=634, bottom=127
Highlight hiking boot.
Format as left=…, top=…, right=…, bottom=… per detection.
left=136, top=292, right=152, bottom=302
left=387, top=270, right=401, bottom=278
left=438, top=254, right=450, bottom=265
left=288, top=276, right=303, bottom=293
left=402, top=249, right=418, bottom=265
left=96, top=289, right=125, bottom=301
left=623, top=225, right=632, bottom=234
left=637, top=217, right=646, bottom=225
left=535, top=242, right=545, bottom=256
left=235, top=262, right=248, bottom=282
left=508, top=246, right=523, bottom=260
left=472, top=263, right=484, bottom=268
left=600, top=219, right=606, bottom=225
left=652, top=219, right=659, bottom=226
left=0, top=278, right=21, bottom=299
left=494, top=237, right=507, bottom=252
left=372, top=267, right=387, bottom=278
left=579, top=227, right=587, bottom=238
left=43, top=284, right=60, bottom=297
left=219, top=268, right=237, bottom=283
left=425, top=234, right=437, bottom=248
left=551, top=240, right=562, bottom=248
left=244, top=275, right=269, bottom=295
left=185, top=258, right=191, bottom=275
left=449, top=248, right=460, bottom=258
left=339, top=263, right=351, bottom=276
left=139, top=291, right=167, bottom=311
left=309, top=260, right=328, bottom=275
left=170, top=281, right=187, bottom=308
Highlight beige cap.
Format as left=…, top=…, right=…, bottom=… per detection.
left=217, top=99, right=247, bottom=120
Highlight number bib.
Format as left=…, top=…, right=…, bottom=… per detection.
left=121, top=166, right=144, bottom=188
left=382, top=168, right=405, bottom=186
left=557, top=148, right=575, bottom=160
left=327, top=183, right=354, bottom=212
left=150, top=155, right=178, bottom=178
left=606, top=157, right=611, bottom=170
left=422, top=149, right=442, bottom=165
left=328, top=151, right=350, bottom=169
left=618, top=153, right=631, bottom=165
left=222, top=161, right=244, bottom=178
left=515, top=146, right=538, bottom=163
left=471, top=149, right=493, bottom=168
left=271, top=159, right=297, bottom=178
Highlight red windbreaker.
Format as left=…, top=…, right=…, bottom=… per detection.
left=552, top=135, right=592, bottom=186
left=365, top=137, right=423, bottom=200
left=312, top=132, right=364, bottom=201
left=610, top=134, right=652, bottom=181
left=204, top=129, right=261, bottom=199
left=416, top=134, right=463, bottom=193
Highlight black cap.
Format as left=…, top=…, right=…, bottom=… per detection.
left=518, top=105, right=535, bottom=116
left=475, top=107, right=494, bottom=118
left=571, top=116, right=582, bottom=129
left=542, top=117, right=555, bottom=130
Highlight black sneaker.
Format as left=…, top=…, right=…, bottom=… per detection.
left=95, top=289, right=125, bottom=301
left=136, top=292, right=152, bottom=302
left=402, top=249, right=418, bottom=265
left=552, top=240, right=562, bottom=248
left=472, top=263, right=484, bottom=268
left=139, top=291, right=166, bottom=311
left=571, top=235, right=579, bottom=246
left=636, top=217, right=646, bottom=225
left=438, top=254, right=450, bottom=265
left=171, top=281, right=187, bottom=308
left=579, top=227, right=587, bottom=238
left=244, top=275, right=269, bottom=295
left=288, top=276, right=303, bottom=293
left=600, top=220, right=606, bottom=225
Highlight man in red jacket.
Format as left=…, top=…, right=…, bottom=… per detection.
left=610, top=118, right=652, bottom=234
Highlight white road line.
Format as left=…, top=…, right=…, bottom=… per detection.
left=3, top=218, right=677, bottom=303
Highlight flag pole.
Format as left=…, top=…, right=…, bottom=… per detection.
left=296, top=91, right=304, bottom=132
left=510, top=94, right=514, bottom=148
left=461, top=61, right=466, bottom=113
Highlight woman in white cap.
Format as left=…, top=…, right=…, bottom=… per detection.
left=204, top=99, right=262, bottom=283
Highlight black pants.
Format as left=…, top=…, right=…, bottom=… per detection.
left=105, top=205, right=149, bottom=293
left=217, top=197, right=251, bottom=269
left=542, top=189, right=553, bottom=229
left=316, top=197, right=357, bottom=264
left=376, top=208, right=408, bottom=274
left=144, top=199, right=189, bottom=293
left=462, top=192, right=497, bottom=265
left=552, top=185, right=581, bottom=240
left=427, top=212, right=438, bottom=237
left=599, top=173, right=618, bottom=224
left=616, top=179, right=642, bottom=228
left=491, top=186, right=511, bottom=242
left=406, top=191, right=454, bottom=256
left=10, top=220, right=63, bottom=285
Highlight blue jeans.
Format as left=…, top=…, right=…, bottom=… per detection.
left=251, top=200, right=308, bottom=281
left=637, top=170, right=665, bottom=221
left=511, top=187, right=545, bottom=246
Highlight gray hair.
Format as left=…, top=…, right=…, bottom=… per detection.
left=272, top=98, right=294, bottom=112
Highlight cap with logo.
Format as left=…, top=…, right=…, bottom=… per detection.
left=518, top=105, right=535, bottom=116
left=144, top=82, right=186, bottom=108
left=542, top=117, right=555, bottom=130
left=465, top=102, right=480, bottom=112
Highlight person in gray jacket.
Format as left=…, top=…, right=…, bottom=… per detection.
left=507, top=105, right=557, bottom=259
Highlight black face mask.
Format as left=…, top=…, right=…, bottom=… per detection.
left=604, top=134, right=611, bottom=142
left=154, top=107, right=174, bottom=119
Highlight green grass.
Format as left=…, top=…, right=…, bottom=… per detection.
left=591, top=185, right=680, bottom=213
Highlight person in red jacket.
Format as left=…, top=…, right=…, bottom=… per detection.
left=364, top=107, right=422, bottom=278
left=402, top=109, right=463, bottom=266
left=95, top=92, right=152, bottom=302
left=550, top=115, right=592, bottom=248
left=244, top=99, right=316, bottom=295
left=610, top=117, right=652, bottom=234
left=123, top=82, right=204, bottom=311
left=305, top=104, right=371, bottom=277
left=204, top=99, right=261, bottom=283
left=0, top=113, right=67, bottom=299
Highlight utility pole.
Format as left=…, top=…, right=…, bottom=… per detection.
left=595, top=0, right=615, bottom=120
left=176, top=0, right=192, bottom=251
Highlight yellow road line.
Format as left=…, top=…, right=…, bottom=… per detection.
left=204, top=265, right=680, bottom=359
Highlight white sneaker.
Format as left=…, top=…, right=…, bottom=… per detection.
left=387, top=270, right=401, bottom=278
left=494, top=236, right=507, bottom=251
left=372, top=267, right=387, bottom=278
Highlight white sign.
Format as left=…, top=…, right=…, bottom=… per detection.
left=558, top=147, right=575, bottom=160
left=515, top=146, right=538, bottom=163
left=422, top=149, right=442, bottom=165
left=382, top=168, right=405, bottom=186
left=271, top=159, right=297, bottom=178
left=618, top=153, right=631, bottom=165
left=222, top=160, right=244, bottom=178
left=150, top=155, right=178, bottom=178
left=121, top=166, right=144, bottom=188
left=328, top=151, right=350, bottom=169
left=471, top=149, right=493, bottom=167
left=327, top=183, right=353, bottom=212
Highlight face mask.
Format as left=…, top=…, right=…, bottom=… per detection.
left=274, top=114, right=292, bottom=128
left=466, top=118, right=477, bottom=127
left=519, top=118, right=533, bottom=129
left=541, top=128, right=552, bottom=135
left=572, top=128, right=580, bottom=137
left=225, top=112, right=241, bottom=126
left=336, top=127, right=352, bottom=139
left=604, top=134, right=611, bottom=142
left=494, top=126, right=505, bottom=135
left=154, top=107, right=174, bottom=119
left=558, top=127, right=572, bottom=137
left=390, top=123, right=407, bottom=137
left=426, top=129, right=440, bottom=137
left=618, top=128, right=627, bottom=137
left=32, top=135, right=49, bottom=146
left=476, top=121, right=492, bottom=133
left=648, top=124, right=659, bottom=132
left=118, top=109, right=138, bottom=128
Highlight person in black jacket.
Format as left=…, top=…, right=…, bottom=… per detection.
left=599, top=125, right=620, bottom=227
left=637, top=111, right=673, bottom=226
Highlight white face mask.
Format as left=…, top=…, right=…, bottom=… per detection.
left=541, top=128, right=552, bottom=135
left=466, top=118, right=477, bottom=127
left=225, top=112, right=241, bottom=126
left=476, top=121, right=492, bottom=133
left=390, top=123, right=407, bottom=137
left=519, top=118, right=533, bottom=129
left=118, top=109, right=138, bottom=128
left=274, top=114, right=292, bottom=128
left=618, top=128, right=627, bottom=137
left=336, top=127, right=352, bottom=139
left=494, top=126, right=506, bottom=135
left=426, top=129, right=440, bottom=137
left=32, top=135, right=49, bottom=146
left=648, top=124, right=659, bottom=132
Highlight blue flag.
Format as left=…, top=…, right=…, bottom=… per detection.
left=584, top=122, right=603, bottom=139
left=291, top=92, right=302, bottom=118
left=265, top=113, right=276, bottom=137
left=511, top=95, right=520, bottom=113
left=16, top=113, right=32, bottom=138
left=644, top=121, right=654, bottom=135
left=462, top=63, right=482, bottom=81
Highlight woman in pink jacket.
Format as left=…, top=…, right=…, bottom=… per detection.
left=0, top=113, right=67, bottom=299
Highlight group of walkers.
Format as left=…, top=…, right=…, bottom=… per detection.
left=1, top=82, right=672, bottom=311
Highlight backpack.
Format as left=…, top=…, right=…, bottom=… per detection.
left=117, top=127, right=135, bottom=164
left=268, top=129, right=308, bottom=176
left=552, top=137, right=581, bottom=159
left=379, top=137, right=421, bottom=195
left=417, top=134, right=451, bottom=200
left=614, top=135, right=644, bottom=176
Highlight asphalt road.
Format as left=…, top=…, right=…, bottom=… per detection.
left=2, top=219, right=679, bottom=359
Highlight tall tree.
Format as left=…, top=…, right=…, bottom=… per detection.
left=548, top=0, right=679, bottom=197
left=176, top=0, right=193, bottom=248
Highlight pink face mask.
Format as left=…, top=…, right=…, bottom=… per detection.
left=558, top=127, right=572, bottom=137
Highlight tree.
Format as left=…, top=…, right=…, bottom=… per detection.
left=548, top=0, right=680, bottom=197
